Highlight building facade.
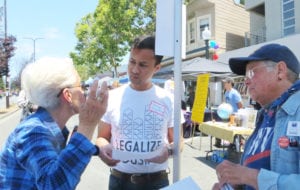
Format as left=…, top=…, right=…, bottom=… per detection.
left=245, top=0, right=300, bottom=45
left=161, top=0, right=250, bottom=65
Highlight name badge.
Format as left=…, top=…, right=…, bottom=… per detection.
left=149, top=101, right=165, bottom=116
left=286, top=121, right=300, bottom=136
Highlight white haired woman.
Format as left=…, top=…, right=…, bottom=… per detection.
left=0, top=57, right=108, bottom=189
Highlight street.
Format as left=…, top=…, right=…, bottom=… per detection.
left=0, top=110, right=218, bottom=190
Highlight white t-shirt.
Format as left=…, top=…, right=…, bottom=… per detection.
left=102, top=83, right=174, bottom=173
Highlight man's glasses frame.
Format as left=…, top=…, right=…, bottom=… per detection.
left=245, top=64, right=275, bottom=80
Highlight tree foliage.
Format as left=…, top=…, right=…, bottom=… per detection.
left=0, top=35, right=17, bottom=77
left=71, top=0, right=156, bottom=79
left=0, top=76, right=4, bottom=91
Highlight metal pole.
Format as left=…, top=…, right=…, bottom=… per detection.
left=4, top=0, right=9, bottom=109
left=173, top=0, right=182, bottom=183
left=33, top=39, right=36, bottom=62
left=24, top=37, right=44, bottom=63
left=205, top=39, right=210, bottom=109
left=205, top=39, right=209, bottom=59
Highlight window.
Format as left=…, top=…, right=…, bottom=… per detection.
left=197, top=15, right=211, bottom=41
left=188, top=20, right=195, bottom=44
left=282, top=0, right=295, bottom=36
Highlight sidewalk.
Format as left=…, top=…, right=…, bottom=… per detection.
left=175, top=136, right=220, bottom=189
left=0, top=104, right=19, bottom=120
left=76, top=135, right=220, bottom=190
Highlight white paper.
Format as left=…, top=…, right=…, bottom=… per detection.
left=112, top=147, right=163, bottom=161
left=161, top=176, right=201, bottom=190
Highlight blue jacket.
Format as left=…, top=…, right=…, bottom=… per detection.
left=0, top=108, right=97, bottom=189
left=254, top=90, right=300, bottom=189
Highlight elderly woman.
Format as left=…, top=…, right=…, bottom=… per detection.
left=0, top=57, right=108, bottom=189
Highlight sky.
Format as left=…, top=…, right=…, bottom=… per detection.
left=2, top=0, right=101, bottom=77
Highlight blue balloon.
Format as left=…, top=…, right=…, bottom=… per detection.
left=209, top=40, right=216, bottom=48
left=217, top=103, right=233, bottom=119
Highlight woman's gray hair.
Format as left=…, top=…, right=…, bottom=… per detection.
left=21, top=57, right=78, bottom=110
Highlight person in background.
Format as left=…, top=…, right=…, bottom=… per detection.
left=164, top=77, right=186, bottom=110
left=186, top=86, right=195, bottom=111
left=96, top=35, right=178, bottom=190
left=222, top=77, right=243, bottom=113
left=214, top=78, right=243, bottom=147
left=0, top=57, right=108, bottom=189
left=17, top=89, right=38, bottom=122
left=164, top=77, right=175, bottom=95
left=213, top=43, right=300, bottom=190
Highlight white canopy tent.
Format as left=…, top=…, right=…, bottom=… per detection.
left=181, top=57, right=231, bottom=73
left=154, top=57, right=232, bottom=80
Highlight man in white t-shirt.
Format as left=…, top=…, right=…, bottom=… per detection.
left=97, top=35, right=178, bottom=190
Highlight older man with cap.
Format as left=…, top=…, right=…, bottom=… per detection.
left=213, top=43, right=300, bottom=190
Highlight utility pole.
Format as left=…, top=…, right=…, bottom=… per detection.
left=24, top=37, right=44, bottom=63
left=4, top=0, right=9, bottom=109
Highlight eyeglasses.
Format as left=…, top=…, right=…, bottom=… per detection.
left=245, top=64, right=274, bottom=80
left=56, top=83, right=88, bottom=97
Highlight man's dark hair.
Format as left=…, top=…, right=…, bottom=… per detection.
left=131, top=35, right=163, bottom=65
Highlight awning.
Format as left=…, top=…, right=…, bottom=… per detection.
left=181, top=57, right=231, bottom=74
left=154, top=57, right=231, bottom=79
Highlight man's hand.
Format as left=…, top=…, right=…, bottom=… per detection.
left=145, top=145, right=170, bottom=164
left=215, top=160, right=259, bottom=189
left=98, top=144, right=120, bottom=167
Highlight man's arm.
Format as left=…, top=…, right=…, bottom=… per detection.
left=167, top=127, right=174, bottom=144
left=96, top=121, right=111, bottom=146
left=237, top=101, right=243, bottom=109
left=167, top=126, right=184, bottom=155
left=96, top=121, right=120, bottom=166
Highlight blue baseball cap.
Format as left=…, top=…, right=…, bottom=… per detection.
left=229, top=43, right=300, bottom=75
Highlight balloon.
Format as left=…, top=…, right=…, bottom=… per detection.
left=214, top=44, right=219, bottom=49
left=209, top=40, right=216, bottom=48
left=213, top=53, right=219, bottom=60
left=217, top=103, right=233, bottom=119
